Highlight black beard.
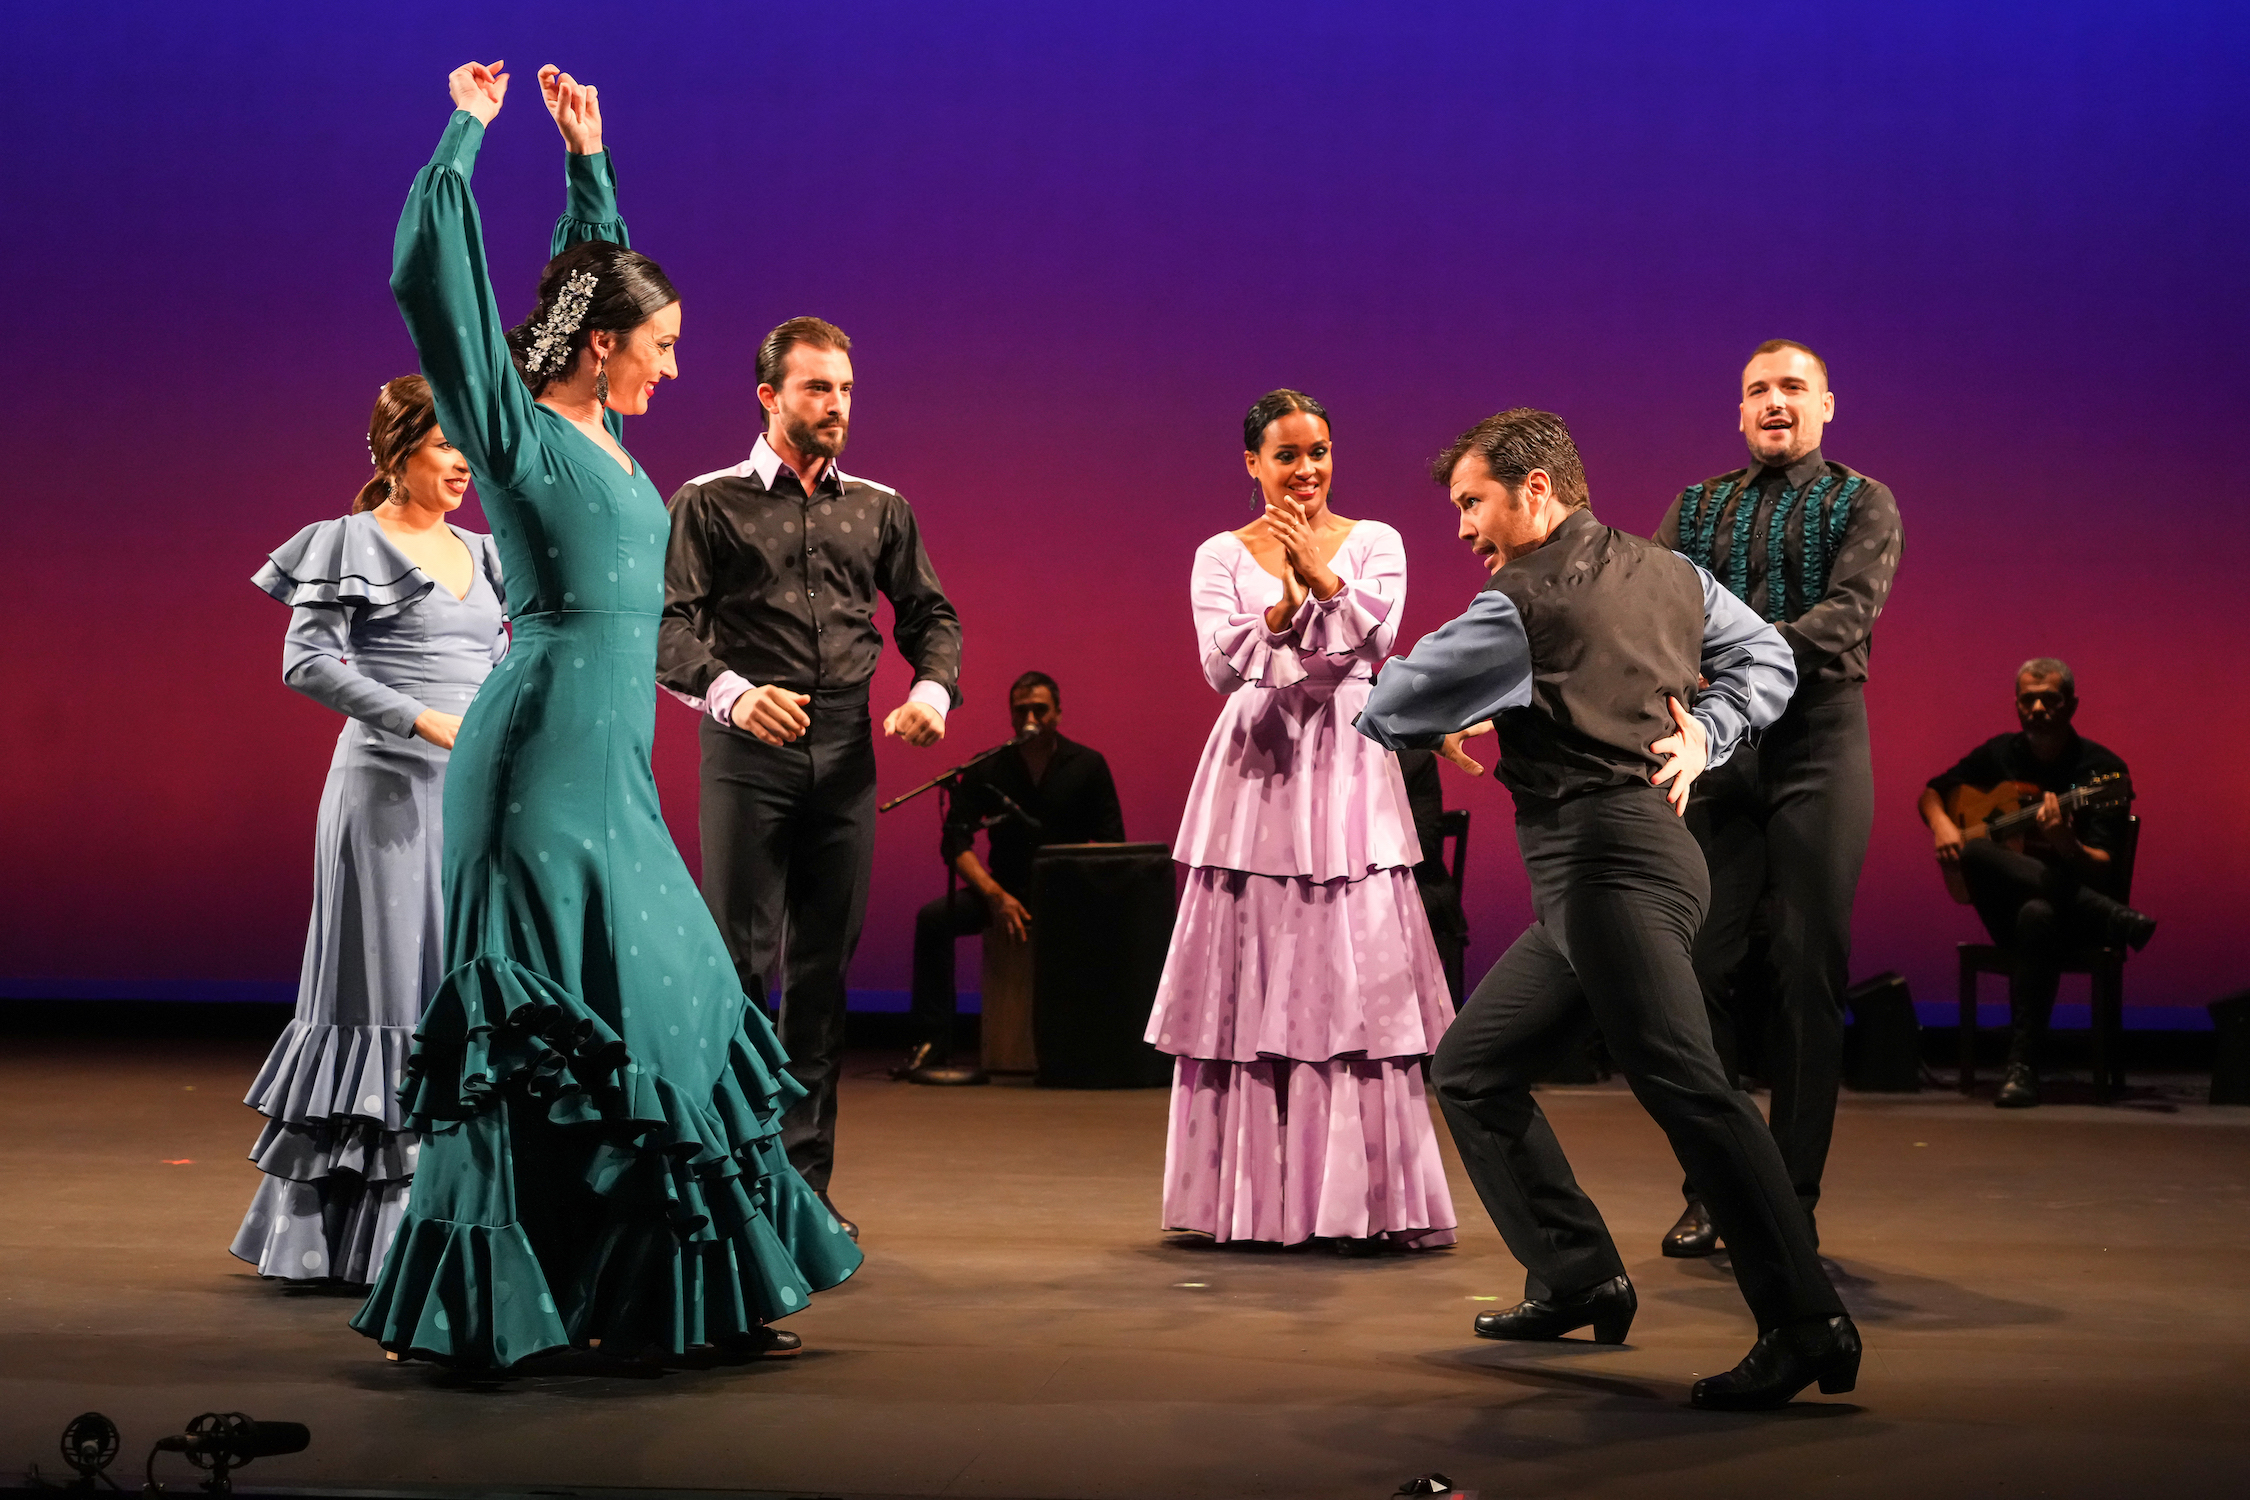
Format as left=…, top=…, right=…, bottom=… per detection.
left=782, top=412, right=849, bottom=461
left=1748, top=425, right=1815, bottom=467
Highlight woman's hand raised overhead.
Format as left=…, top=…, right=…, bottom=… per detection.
left=448, top=60, right=509, bottom=126
left=539, top=65, right=604, bottom=155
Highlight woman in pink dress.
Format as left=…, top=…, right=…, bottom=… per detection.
left=1147, top=389, right=1458, bottom=1251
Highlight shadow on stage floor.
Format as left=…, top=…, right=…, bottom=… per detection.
left=2, top=1037, right=2245, bottom=1500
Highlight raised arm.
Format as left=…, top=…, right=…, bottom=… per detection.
left=391, top=64, right=540, bottom=491
left=1354, top=590, right=1535, bottom=750
left=1688, top=561, right=1797, bottom=769
left=538, top=65, right=634, bottom=448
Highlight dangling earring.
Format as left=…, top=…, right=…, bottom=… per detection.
left=594, top=353, right=610, bottom=406
left=1251, top=482, right=1266, bottom=512
left=385, top=474, right=402, bottom=505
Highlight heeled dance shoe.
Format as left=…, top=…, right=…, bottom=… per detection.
left=1661, top=1198, right=1720, bottom=1258
left=1690, top=1314, right=1862, bottom=1410
left=1472, top=1274, right=1636, bottom=1344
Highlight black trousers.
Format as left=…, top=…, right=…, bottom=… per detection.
left=696, top=691, right=877, bottom=1193
left=1961, top=839, right=2126, bottom=1049
left=910, top=886, right=993, bottom=1059
left=1431, top=782, right=1843, bottom=1334
left=1680, top=680, right=1872, bottom=1227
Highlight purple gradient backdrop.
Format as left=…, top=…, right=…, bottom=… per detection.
left=4, top=3, right=2245, bottom=1014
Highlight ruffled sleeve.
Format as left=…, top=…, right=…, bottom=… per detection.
left=255, top=519, right=431, bottom=737
left=1195, top=525, right=1404, bottom=693
left=1195, top=537, right=1307, bottom=692
left=1291, top=522, right=1402, bottom=661
left=254, top=516, right=435, bottom=619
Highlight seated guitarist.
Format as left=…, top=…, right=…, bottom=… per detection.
left=1917, top=657, right=2156, bottom=1107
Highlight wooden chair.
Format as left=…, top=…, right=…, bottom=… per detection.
left=1955, top=816, right=2138, bottom=1102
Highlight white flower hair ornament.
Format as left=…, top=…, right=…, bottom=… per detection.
left=523, top=269, right=600, bottom=377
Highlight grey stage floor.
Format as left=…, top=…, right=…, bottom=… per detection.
left=2, top=1038, right=2246, bottom=1499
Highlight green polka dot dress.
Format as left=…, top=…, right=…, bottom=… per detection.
left=350, top=112, right=860, bottom=1369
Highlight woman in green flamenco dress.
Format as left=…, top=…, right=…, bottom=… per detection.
left=352, top=60, right=860, bottom=1368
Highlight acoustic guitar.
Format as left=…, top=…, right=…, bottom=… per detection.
left=1937, top=772, right=2132, bottom=904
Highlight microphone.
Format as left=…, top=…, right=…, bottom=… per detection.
left=155, top=1418, right=311, bottom=1460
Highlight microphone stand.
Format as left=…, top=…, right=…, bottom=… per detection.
left=880, top=732, right=1036, bottom=1084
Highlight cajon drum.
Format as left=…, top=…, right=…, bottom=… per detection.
left=979, top=923, right=1038, bottom=1074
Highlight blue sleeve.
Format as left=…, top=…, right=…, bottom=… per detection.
left=281, top=605, right=429, bottom=738
left=1685, top=558, right=1796, bottom=768
left=1353, top=590, right=1535, bottom=750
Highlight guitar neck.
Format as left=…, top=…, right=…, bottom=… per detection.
left=1979, top=784, right=2105, bottom=839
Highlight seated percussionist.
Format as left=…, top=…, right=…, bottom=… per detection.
left=903, top=671, right=1125, bottom=1081
left=1917, top=657, right=2156, bottom=1107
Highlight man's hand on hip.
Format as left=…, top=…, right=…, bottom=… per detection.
left=1649, top=697, right=1710, bottom=816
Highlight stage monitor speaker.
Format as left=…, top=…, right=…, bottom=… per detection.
left=2210, top=990, right=2250, bottom=1106
left=1844, top=971, right=1922, bottom=1092
left=1030, top=842, right=1176, bottom=1089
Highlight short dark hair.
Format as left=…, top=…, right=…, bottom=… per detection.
left=758, top=316, right=852, bottom=389
left=1428, top=408, right=1590, bottom=509
left=1748, top=338, right=1829, bottom=385
left=1010, top=670, right=1060, bottom=709
left=2017, top=657, right=2076, bottom=700
left=505, top=240, right=680, bottom=397
left=352, top=375, right=437, bottom=514
left=1243, top=388, right=1331, bottom=453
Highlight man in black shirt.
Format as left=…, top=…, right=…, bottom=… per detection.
left=1919, top=658, right=2154, bottom=1106
left=659, top=317, right=963, bottom=1231
left=1359, top=409, right=1856, bottom=1412
left=1652, top=338, right=1904, bottom=1257
left=903, top=671, right=1126, bottom=1081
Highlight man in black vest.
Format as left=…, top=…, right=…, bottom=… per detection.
left=1358, top=408, right=1857, bottom=1410
left=659, top=317, right=963, bottom=1236
left=902, top=670, right=1126, bottom=1081
left=1651, top=340, right=1904, bottom=1257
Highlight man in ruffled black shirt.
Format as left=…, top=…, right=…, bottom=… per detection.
left=1920, top=658, right=2154, bottom=1106
left=1652, top=339, right=1903, bottom=1257
left=658, top=317, right=962, bottom=1229
left=903, top=671, right=1126, bottom=1080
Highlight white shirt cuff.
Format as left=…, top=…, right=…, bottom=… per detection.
left=907, top=678, right=952, bottom=720
left=704, top=671, right=753, bottom=724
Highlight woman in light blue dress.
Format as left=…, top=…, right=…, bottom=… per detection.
left=232, top=374, right=508, bottom=1284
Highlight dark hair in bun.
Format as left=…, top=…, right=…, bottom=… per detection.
left=504, top=239, right=680, bottom=396
left=352, top=374, right=439, bottom=514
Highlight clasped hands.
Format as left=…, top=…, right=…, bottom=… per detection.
left=729, top=685, right=944, bottom=748
left=1261, top=497, right=1343, bottom=633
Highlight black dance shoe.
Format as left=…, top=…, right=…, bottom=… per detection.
left=1662, top=1199, right=1720, bottom=1258
left=1472, top=1274, right=1636, bottom=1344
left=817, top=1191, right=860, bottom=1241
left=1996, top=1063, right=2041, bottom=1108
left=2111, top=907, right=2158, bottom=952
left=1691, top=1314, right=1861, bottom=1410
left=718, top=1325, right=802, bottom=1358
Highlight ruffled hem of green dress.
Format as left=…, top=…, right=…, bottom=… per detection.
left=349, top=955, right=861, bottom=1368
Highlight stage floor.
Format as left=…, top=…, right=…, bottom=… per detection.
left=2, top=1039, right=2245, bottom=1500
